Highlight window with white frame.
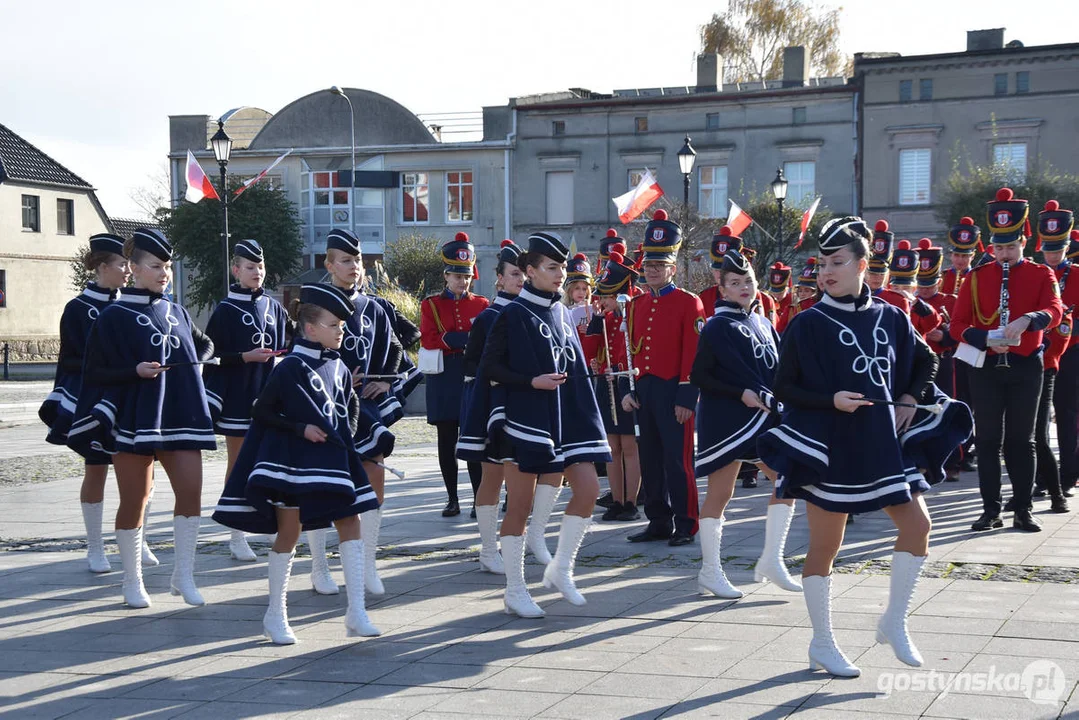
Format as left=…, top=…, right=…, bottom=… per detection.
left=446, top=171, right=473, bottom=223
left=21, top=194, right=39, bottom=231
left=783, top=161, right=815, bottom=207
left=400, top=172, right=429, bottom=224
left=698, top=166, right=728, bottom=218
left=993, top=142, right=1027, bottom=179
left=56, top=198, right=74, bottom=235
left=546, top=171, right=574, bottom=225
left=898, top=148, right=932, bottom=205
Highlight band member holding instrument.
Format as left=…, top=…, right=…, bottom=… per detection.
left=1051, top=230, right=1079, bottom=497
left=942, top=218, right=981, bottom=296
left=768, top=262, right=794, bottom=332
left=952, top=188, right=1064, bottom=533
left=886, top=240, right=942, bottom=340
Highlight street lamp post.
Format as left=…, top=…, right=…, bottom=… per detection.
left=210, top=120, right=233, bottom=297
left=771, top=167, right=789, bottom=250
left=676, top=136, right=697, bottom=282
left=329, top=86, right=357, bottom=237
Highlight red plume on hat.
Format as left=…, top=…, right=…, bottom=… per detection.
left=609, top=251, right=625, bottom=265
left=653, top=209, right=668, bottom=221
left=500, top=239, right=513, bottom=248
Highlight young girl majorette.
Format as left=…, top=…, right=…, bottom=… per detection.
left=420, top=233, right=489, bottom=518
left=690, top=250, right=801, bottom=599
left=759, top=217, right=972, bottom=677
left=309, top=228, right=403, bottom=598
left=586, top=250, right=641, bottom=522
left=213, top=284, right=382, bottom=643
left=203, top=239, right=290, bottom=562
left=457, top=239, right=525, bottom=574
left=67, top=228, right=216, bottom=608
left=464, top=232, right=612, bottom=618
left=38, top=234, right=159, bottom=573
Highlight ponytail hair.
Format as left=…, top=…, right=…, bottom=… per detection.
left=289, top=299, right=328, bottom=338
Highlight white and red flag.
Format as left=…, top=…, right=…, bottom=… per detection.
left=726, top=200, right=754, bottom=236
left=184, top=150, right=219, bottom=203
left=613, top=170, right=664, bottom=224
left=794, top=196, right=821, bottom=249
left=234, top=149, right=293, bottom=198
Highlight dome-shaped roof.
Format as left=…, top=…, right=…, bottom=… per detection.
left=249, top=88, right=435, bottom=150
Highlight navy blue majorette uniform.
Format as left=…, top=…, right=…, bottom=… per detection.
left=693, top=251, right=783, bottom=477
left=67, top=229, right=217, bottom=458
left=363, top=288, right=422, bottom=415
left=213, top=284, right=380, bottom=533
left=758, top=218, right=973, bottom=514
left=203, top=240, right=291, bottom=436
left=324, top=229, right=404, bottom=459
left=460, top=233, right=612, bottom=473
left=457, top=240, right=523, bottom=464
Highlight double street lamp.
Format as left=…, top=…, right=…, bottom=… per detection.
left=771, top=167, right=789, bottom=248
left=210, top=120, right=233, bottom=296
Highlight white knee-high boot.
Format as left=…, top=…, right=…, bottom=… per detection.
left=141, top=487, right=159, bottom=567
left=169, top=516, right=205, bottom=606
left=360, top=509, right=384, bottom=595
left=754, top=503, right=802, bottom=592
left=306, top=528, right=339, bottom=595
left=876, top=551, right=926, bottom=667
left=542, top=515, right=591, bottom=605
left=264, top=550, right=296, bottom=645
left=339, top=539, right=380, bottom=637
left=476, top=504, right=504, bottom=574
left=230, top=530, right=257, bottom=562
left=502, top=534, right=544, bottom=618
left=698, top=517, right=743, bottom=598
left=82, top=502, right=112, bottom=573
left=526, top=484, right=560, bottom=564
left=116, top=527, right=150, bottom=608
left=804, top=574, right=859, bottom=677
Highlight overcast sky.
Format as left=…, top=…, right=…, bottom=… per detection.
left=2, top=0, right=1072, bottom=219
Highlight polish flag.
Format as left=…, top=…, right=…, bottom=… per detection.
left=184, top=150, right=219, bottom=203
left=234, top=149, right=293, bottom=198
left=794, top=196, right=821, bottom=249
left=726, top=200, right=753, bottom=236
left=613, top=170, right=664, bottom=224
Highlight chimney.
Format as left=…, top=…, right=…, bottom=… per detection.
left=782, top=46, right=810, bottom=87
left=696, top=53, right=721, bottom=93
left=429, top=124, right=443, bottom=142
left=967, top=28, right=1005, bottom=51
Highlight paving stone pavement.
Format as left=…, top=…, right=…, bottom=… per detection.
left=0, top=421, right=1077, bottom=719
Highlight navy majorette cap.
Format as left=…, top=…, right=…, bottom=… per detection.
left=89, top=233, right=125, bottom=257
left=497, top=239, right=523, bottom=266
left=566, top=253, right=594, bottom=286
left=234, top=239, right=264, bottom=263
left=1038, top=200, right=1074, bottom=253
left=302, top=283, right=354, bottom=320
left=595, top=250, right=639, bottom=296
left=768, top=262, right=792, bottom=292
left=131, top=228, right=172, bottom=261
left=986, top=187, right=1031, bottom=244
left=796, top=257, right=818, bottom=288
left=721, top=249, right=751, bottom=276
left=526, top=231, right=569, bottom=263
left=888, top=240, right=919, bottom=286
left=818, top=216, right=871, bottom=256
left=948, top=216, right=982, bottom=254
left=710, top=226, right=744, bottom=269
left=641, top=209, right=681, bottom=263
left=916, top=238, right=944, bottom=287
left=871, top=220, right=894, bottom=263
left=441, top=232, right=477, bottom=276
left=326, top=228, right=361, bottom=256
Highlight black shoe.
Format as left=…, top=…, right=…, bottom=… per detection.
left=971, top=512, right=1003, bottom=531
left=1050, top=497, right=1070, bottom=513
left=600, top=504, right=622, bottom=521
left=615, top=501, right=640, bottom=521
left=960, top=458, right=977, bottom=472
left=668, top=530, right=694, bottom=547
left=627, top=527, right=672, bottom=543
left=1013, top=510, right=1043, bottom=532
left=442, top=500, right=461, bottom=517
left=1003, top=497, right=1016, bottom=513
left=469, top=505, right=477, bottom=519
left=596, top=491, right=616, bottom=509
left=742, top=475, right=759, bottom=489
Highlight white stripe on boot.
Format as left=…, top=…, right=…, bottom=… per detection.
left=82, top=502, right=112, bottom=573
left=230, top=530, right=257, bottom=562
left=804, top=574, right=859, bottom=677
left=542, top=514, right=591, bottom=605
left=169, top=515, right=205, bottom=606
left=754, top=503, right=802, bottom=592
left=876, top=551, right=926, bottom=667
left=339, top=539, right=381, bottom=637
left=698, top=517, right=743, bottom=599
left=306, top=528, right=339, bottom=595
left=264, top=551, right=297, bottom=645
left=116, top=527, right=150, bottom=608
left=360, top=509, right=384, bottom=595
left=502, top=534, right=544, bottom=618
left=141, top=486, right=159, bottom=566
left=476, top=504, right=504, bottom=574
left=526, top=484, right=560, bottom=564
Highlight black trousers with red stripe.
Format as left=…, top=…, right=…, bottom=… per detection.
left=635, top=376, right=700, bottom=536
